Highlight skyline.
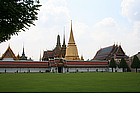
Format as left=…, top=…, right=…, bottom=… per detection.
left=0, top=0, right=140, bottom=60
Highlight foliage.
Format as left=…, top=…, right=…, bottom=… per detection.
left=0, top=0, right=41, bottom=43
left=131, top=55, right=140, bottom=72
left=0, top=73, right=140, bottom=92
left=119, top=58, right=129, bottom=72
left=109, top=58, right=117, bottom=72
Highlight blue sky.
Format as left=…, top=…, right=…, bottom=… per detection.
left=0, top=0, right=140, bottom=60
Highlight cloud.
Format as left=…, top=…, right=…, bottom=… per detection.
left=132, top=21, right=140, bottom=38
left=121, top=0, right=140, bottom=22
left=121, top=0, right=140, bottom=56
left=92, top=18, right=121, bottom=46
left=38, top=0, right=70, bottom=27
left=95, top=17, right=118, bottom=28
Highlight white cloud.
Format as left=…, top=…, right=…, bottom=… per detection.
left=121, top=0, right=140, bottom=56
left=121, top=0, right=140, bottom=22
left=91, top=18, right=122, bottom=51
left=132, top=21, right=140, bottom=37
left=39, top=0, right=70, bottom=27
left=95, top=17, right=118, bottom=28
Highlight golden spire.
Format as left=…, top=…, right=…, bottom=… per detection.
left=65, top=21, right=80, bottom=61
left=68, top=20, right=75, bottom=44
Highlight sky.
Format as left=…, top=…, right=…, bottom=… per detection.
left=0, top=0, right=140, bottom=60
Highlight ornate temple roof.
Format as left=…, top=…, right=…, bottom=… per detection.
left=1, top=45, right=17, bottom=60
left=93, top=44, right=128, bottom=60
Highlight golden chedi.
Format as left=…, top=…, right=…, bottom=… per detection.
left=65, top=21, right=80, bottom=60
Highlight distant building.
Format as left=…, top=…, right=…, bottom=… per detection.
left=0, top=45, right=31, bottom=61
left=0, top=45, right=50, bottom=73
left=0, top=45, right=17, bottom=61
left=93, top=44, right=129, bottom=61
left=19, top=47, right=27, bottom=60
left=130, top=52, right=140, bottom=60
left=42, top=34, right=66, bottom=61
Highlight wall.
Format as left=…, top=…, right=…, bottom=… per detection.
left=63, top=67, right=109, bottom=73
left=0, top=68, right=50, bottom=73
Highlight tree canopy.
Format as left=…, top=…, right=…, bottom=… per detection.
left=0, top=0, right=41, bottom=43
left=119, top=58, right=129, bottom=72
left=109, top=58, right=117, bottom=72
left=131, top=55, right=140, bottom=72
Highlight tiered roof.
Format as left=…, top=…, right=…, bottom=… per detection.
left=93, top=44, right=128, bottom=60
left=42, top=34, right=66, bottom=61
left=1, top=46, right=17, bottom=60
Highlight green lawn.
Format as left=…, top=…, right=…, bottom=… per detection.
left=0, top=72, right=140, bottom=92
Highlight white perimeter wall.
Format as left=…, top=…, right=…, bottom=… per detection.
left=0, top=68, right=50, bottom=73
left=63, top=67, right=109, bottom=73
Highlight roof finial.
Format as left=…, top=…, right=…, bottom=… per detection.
left=8, top=43, right=10, bottom=48
left=22, top=46, right=25, bottom=55
left=119, top=42, right=121, bottom=46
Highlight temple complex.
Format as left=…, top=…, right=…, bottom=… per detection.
left=0, top=21, right=136, bottom=73
left=42, top=21, right=80, bottom=61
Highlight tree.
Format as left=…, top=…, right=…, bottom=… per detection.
left=119, top=58, right=129, bottom=72
left=109, top=58, right=117, bottom=72
left=131, top=55, right=140, bottom=72
left=0, top=0, right=41, bottom=43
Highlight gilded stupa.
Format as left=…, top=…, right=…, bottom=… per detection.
left=65, top=21, right=80, bottom=60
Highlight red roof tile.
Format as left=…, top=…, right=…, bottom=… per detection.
left=64, top=60, right=108, bottom=68
left=0, top=61, right=49, bottom=68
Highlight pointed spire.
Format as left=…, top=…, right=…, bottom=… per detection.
left=20, top=45, right=27, bottom=60
left=61, top=28, right=66, bottom=58
left=63, top=27, right=66, bottom=46
left=56, top=34, right=61, bottom=46
left=62, top=27, right=66, bottom=48
left=22, top=46, right=25, bottom=55
left=68, top=20, right=75, bottom=44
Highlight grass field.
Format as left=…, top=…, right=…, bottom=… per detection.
left=0, top=72, right=140, bottom=92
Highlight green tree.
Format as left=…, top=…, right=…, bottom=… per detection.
left=0, top=0, right=41, bottom=43
left=131, top=55, right=140, bottom=72
left=109, top=58, right=117, bottom=72
left=119, top=58, right=129, bottom=72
